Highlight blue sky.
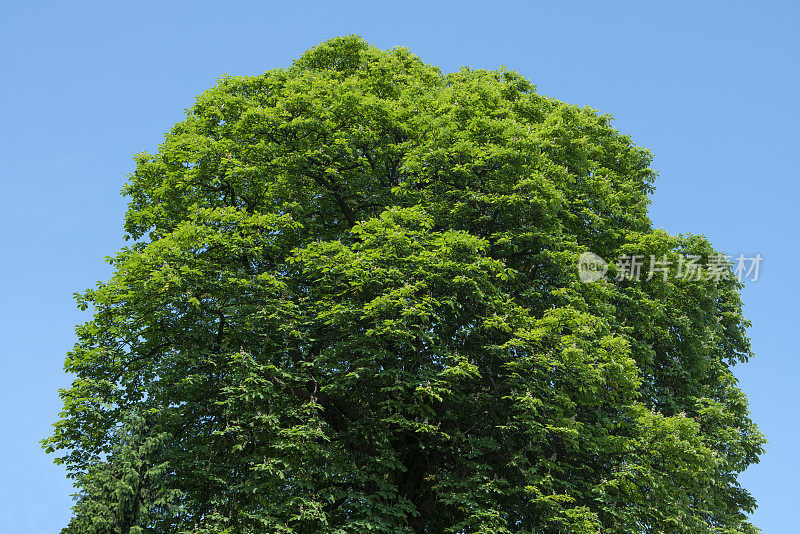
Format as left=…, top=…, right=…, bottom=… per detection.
left=1, top=1, right=796, bottom=531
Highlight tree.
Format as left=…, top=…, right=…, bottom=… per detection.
left=59, top=411, right=180, bottom=534
left=46, top=36, right=764, bottom=533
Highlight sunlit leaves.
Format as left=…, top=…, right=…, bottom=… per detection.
left=49, top=36, right=763, bottom=534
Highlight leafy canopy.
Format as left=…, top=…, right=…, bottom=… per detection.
left=47, top=36, right=764, bottom=534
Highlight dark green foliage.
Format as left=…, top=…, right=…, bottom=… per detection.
left=47, top=36, right=764, bottom=533
left=60, top=412, right=180, bottom=534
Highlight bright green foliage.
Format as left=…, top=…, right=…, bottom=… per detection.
left=47, top=36, right=764, bottom=533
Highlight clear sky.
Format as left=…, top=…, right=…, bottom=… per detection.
left=1, top=1, right=796, bottom=531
